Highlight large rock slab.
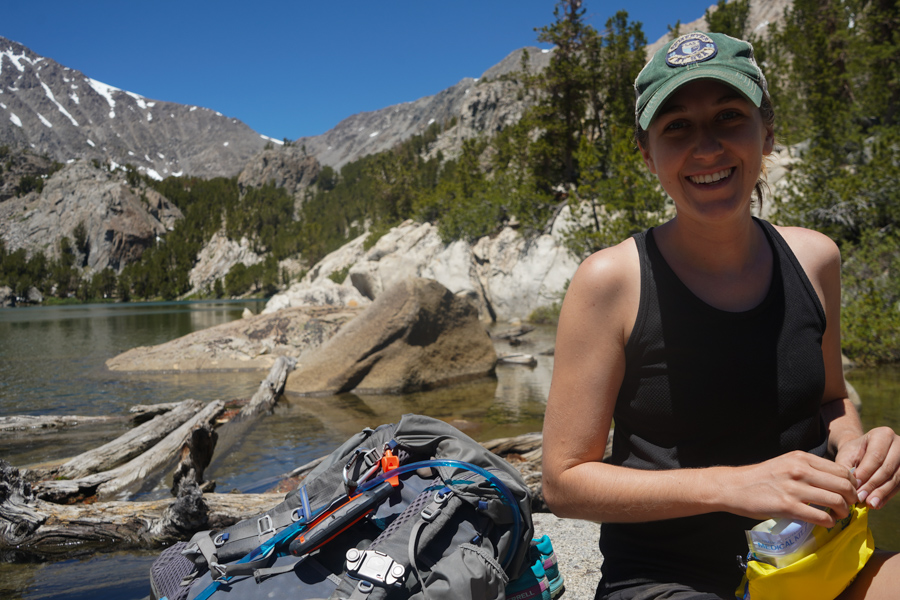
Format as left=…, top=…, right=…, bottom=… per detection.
left=286, top=278, right=496, bottom=395
left=106, top=305, right=360, bottom=372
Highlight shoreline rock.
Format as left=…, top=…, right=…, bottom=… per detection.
left=286, top=278, right=497, bottom=395
left=106, top=305, right=360, bottom=372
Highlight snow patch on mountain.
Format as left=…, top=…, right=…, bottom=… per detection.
left=87, top=77, right=118, bottom=117
left=1, top=47, right=32, bottom=73
left=41, top=80, right=79, bottom=126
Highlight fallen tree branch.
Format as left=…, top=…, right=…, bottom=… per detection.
left=0, top=414, right=121, bottom=434
left=1, top=460, right=281, bottom=557
left=52, top=399, right=206, bottom=480
left=207, top=357, right=296, bottom=472
left=33, top=401, right=225, bottom=503
left=233, top=356, right=297, bottom=422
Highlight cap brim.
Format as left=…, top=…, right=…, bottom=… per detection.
left=638, top=65, right=763, bottom=130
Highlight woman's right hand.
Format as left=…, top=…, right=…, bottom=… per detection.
left=723, top=450, right=859, bottom=527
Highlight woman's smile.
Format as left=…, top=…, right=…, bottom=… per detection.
left=688, top=167, right=735, bottom=186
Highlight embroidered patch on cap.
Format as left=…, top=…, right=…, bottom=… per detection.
left=666, top=32, right=718, bottom=67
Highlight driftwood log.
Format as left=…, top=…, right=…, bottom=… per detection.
left=0, top=414, right=121, bottom=433
left=27, top=356, right=297, bottom=505
left=0, top=460, right=282, bottom=559
left=1, top=357, right=298, bottom=557
left=32, top=400, right=226, bottom=503
left=53, top=399, right=206, bottom=480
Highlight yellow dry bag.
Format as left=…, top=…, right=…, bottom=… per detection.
left=736, top=504, right=874, bottom=600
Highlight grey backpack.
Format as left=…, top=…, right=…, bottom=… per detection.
left=149, top=414, right=534, bottom=600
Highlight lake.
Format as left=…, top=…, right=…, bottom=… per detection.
left=0, top=300, right=554, bottom=599
left=0, top=301, right=897, bottom=599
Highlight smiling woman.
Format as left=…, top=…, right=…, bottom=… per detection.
left=541, top=31, right=900, bottom=600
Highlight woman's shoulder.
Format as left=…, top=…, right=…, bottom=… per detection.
left=574, top=236, right=641, bottom=292
left=769, top=223, right=841, bottom=273
left=769, top=224, right=841, bottom=311
left=561, top=236, right=642, bottom=343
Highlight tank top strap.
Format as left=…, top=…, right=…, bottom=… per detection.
left=754, top=217, right=826, bottom=327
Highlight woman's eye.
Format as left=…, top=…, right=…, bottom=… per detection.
left=664, top=120, right=687, bottom=131
left=718, top=110, right=741, bottom=121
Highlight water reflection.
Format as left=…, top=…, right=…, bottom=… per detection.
left=846, top=365, right=900, bottom=552
left=0, top=550, right=159, bottom=600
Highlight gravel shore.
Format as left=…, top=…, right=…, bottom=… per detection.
left=532, top=512, right=604, bottom=599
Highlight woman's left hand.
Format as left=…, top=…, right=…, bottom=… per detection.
left=834, top=426, right=900, bottom=510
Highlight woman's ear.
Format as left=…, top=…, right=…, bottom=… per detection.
left=638, top=141, right=657, bottom=174
left=763, top=123, right=775, bottom=156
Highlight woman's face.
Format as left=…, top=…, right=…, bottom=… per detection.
left=638, top=78, right=774, bottom=224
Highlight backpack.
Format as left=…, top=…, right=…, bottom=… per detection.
left=149, top=413, right=535, bottom=600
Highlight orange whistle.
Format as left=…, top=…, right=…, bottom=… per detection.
left=381, top=449, right=400, bottom=487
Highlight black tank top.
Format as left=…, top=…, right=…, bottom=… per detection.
left=598, top=219, right=830, bottom=595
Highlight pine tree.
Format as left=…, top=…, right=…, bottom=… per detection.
left=531, top=0, right=597, bottom=189
left=704, top=0, right=751, bottom=40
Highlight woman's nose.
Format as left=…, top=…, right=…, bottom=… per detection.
left=692, top=126, right=724, bottom=159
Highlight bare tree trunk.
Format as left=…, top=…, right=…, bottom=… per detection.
left=1, top=459, right=281, bottom=556
left=0, top=414, right=120, bottom=433
left=33, top=401, right=225, bottom=503
left=52, top=399, right=206, bottom=480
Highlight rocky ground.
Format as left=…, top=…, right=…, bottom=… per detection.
left=533, top=512, right=604, bottom=599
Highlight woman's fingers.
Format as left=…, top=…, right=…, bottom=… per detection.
left=735, top=451, right=858, bottom=524
left=853, top=427, right=900, bottom=509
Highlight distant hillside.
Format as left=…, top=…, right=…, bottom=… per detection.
left=296, top=47, right=553, bottom=169
left=0, top=36, right=271, bottom=179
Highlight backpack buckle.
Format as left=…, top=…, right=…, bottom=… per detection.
left=345, top=548, right=407, bottom=588
left=343, top=447, right=383, bottom=492
left=257, top=515, right=275, bottom=540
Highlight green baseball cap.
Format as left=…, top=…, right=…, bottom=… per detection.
left=635, top=31, right=767, bottom=130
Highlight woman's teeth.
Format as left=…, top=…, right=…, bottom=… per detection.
left=689, top=168, right=733, bottom=184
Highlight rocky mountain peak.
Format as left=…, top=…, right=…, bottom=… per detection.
left=1, top=35, right=271, bottom=179
left=294, top=46, right=552, bottom=170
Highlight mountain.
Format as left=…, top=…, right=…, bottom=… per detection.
left=294, top=0, right=792, bottom=171
left=0, top=36, right=271, bottom=179
left=296, top=47, right=553, bottom=169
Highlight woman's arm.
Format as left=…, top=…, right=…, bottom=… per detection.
left=780, top=225, right=900, bottom=511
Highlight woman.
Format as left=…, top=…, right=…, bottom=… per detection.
left=542, top=31, right=900, bottom=599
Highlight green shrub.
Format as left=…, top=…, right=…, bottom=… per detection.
left=528, top=303, right=562, bottom=325
left=328, top=265, right=351, bottom=284
left=840, top=230, right=900, bottom=365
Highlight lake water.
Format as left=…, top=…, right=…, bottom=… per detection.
left=0, top=302, right=897, bottom=599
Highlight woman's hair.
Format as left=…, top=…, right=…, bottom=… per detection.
left=634, top=90, right=776, bottom=213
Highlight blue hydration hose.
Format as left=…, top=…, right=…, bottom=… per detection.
left=358, top=458, right=524, bottom=569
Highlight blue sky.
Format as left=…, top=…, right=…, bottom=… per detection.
left=3, top=1, right=718, bottom=140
